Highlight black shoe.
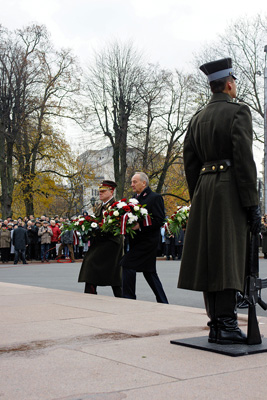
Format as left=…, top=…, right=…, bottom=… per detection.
left=217, top=328, right=247, bottom=345
left=208, top=323, right=217, bottom=343
left=23, top=262, right=28, bottom=264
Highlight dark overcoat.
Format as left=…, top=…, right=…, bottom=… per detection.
left=178, top=93, right=258, bottom=293
left=12, top=226, right=28, bottom=250
left=78, top=197, right=123, bottom=286
left=121, top=186, right=165, bottom=272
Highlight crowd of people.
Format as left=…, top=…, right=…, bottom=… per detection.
left=0, top=210, right=186, bottom=265
left=0, top=215, right=85, bottom=264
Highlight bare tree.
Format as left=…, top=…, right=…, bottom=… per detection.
left=193, top=14, right=267, bottom=143
left=0, top=24, right=82, bottom=217
left=84, top=41, right=144, bottom=197
left=0, top=25, right=43, bottom=217
left=128, top=67, right=198, bottom=195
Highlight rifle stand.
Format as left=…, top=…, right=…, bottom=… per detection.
left=170, top=336, right=267, bottom=357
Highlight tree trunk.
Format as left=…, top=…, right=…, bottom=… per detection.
left=0, top=131, right=14, bottom=218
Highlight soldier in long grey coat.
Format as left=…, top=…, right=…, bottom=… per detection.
left=178, top=58, right=261, bottom=345
left=78, top=180, right=123, bottom=297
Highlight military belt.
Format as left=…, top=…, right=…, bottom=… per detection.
left=200, top=159, right=232, bottom=175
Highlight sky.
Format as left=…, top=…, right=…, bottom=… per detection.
left=1, top=0, right=266, bottom=170
left=1, top=0, right=266, bottom=71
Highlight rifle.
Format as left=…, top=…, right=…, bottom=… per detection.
left=244, top=233, right=267, bottom=344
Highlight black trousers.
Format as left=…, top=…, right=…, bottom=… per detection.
left=203, top=289, right=237, bottom=322
left=122, top=268, right=168, bottom=304
left=84, top=283, right=122, bottom=298
left=1, top=248, right=10, bottom=262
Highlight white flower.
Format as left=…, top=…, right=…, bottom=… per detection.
left=129, top=198, right=139, bottom=205
left=128, top=213, right=138, bottom=223
left=140, top=208, right=148, bottom=215
left=91, top=222, right=98, bottom=228
left=133, top=205, right=139, bottom=211
left=108, top=219, right=113, bottom=224
left=113, top=210, right=119, bottom=217
left=117, top=201, right=127, bottom=209
left=81, top=225, right=85, bottom=231
left=79, top=217, right=85, bottom=222
left=74, top=221, right=80, bottom=226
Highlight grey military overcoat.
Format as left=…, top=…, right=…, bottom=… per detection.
left=178, top=93, right=258, bottom=293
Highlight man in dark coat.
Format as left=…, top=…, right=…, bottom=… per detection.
left=121, top=172, right=168, bottom=303
left=178, top=58, right=261, bottom=344
left=78, top=180, right=123, bottom=297
left=12, top=222, right=28, bottom=264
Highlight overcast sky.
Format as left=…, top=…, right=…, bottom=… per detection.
left=1, top=0, right=266, bottom=170
left=1, top=0, right=266, bottom=70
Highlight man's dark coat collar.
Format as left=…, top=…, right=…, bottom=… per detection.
left=135, top=186, right=152, bottom=199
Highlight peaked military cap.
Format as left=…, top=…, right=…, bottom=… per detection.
left=98, top=180, right=117, bottom=191
left=200, top=58, right=236, bottom=82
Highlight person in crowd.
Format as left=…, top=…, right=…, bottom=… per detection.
left=12, top=222, right=28, bottom=264
left=178, top=58, right=261, bottom=345
left=176, top=228, right=184, bottom=260
left=38, top=220, right=53, bottom=262
left=78, top=180, right=123, bottom=296
left=58, top=224, right=75, bottom=262
left=165, top=228, right=176, bottom=261
left=73, top=229, right=82, bottom=259
left=34, top=220, right=42, bottom=260
left=9, top=223, right=16, bottom=261
left=159, top=225, right=166, bottom=256
left=0, top=223, right=11, bottom=263
left=121, top=172, right=168, bottom=303
left=26, top=221, right=36, bottom=261
left=49, top=219, right=61, bottom=260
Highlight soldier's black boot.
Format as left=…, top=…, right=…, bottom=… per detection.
left=216, top=317, right=247, bottom=344
left=215, top=289, right=247, bottom=345
left=203, top=292, right=217, bottom=343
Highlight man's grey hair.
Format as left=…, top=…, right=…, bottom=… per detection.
left=134, top=172, right=149, bottom=186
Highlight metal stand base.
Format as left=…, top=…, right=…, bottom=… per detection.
left=170, top=336, right=267, bottom=357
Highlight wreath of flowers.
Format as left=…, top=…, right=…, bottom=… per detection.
left=60, top=215, right=100, bottom=237
left=101, top=198, right=152, bottom=238
left=167, top=205, right=190, bottom=235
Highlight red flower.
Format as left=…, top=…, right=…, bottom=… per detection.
left=109, top=211, right=114, bottom=216
left=122, top=205, right=131, bottom=212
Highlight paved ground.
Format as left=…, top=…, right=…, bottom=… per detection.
left=1, top=258, right=267, bottom=316
left=1, top=281, right=267, bottom=400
